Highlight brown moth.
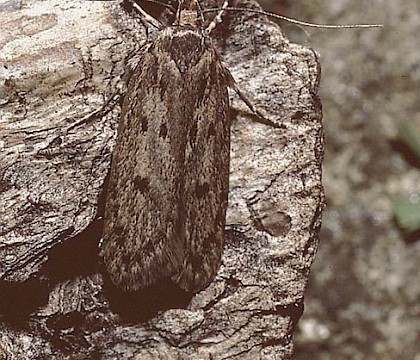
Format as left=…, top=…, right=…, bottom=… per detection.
left=101, top=0, right=381, bottom=293
left=102, top=0, right=232, bottom=293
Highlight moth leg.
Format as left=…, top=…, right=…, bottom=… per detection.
left=229, top=79, right=284, bottom=128
left=205, top=0, right=229, bottom=35
left=126, top=0, right=164, bottom=30
left=65, top=90, right=121, bottom=132
left=39, top=90, right=121, bottom=154
left=230, top=81, right=265, bottom=119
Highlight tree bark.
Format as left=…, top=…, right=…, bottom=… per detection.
left=0, top=0, right=324, bottom=358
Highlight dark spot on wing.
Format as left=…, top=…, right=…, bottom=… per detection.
left=208, top=123, right=216, bottom=137
left=140, top=115, right=148, bottom=132
left=189, top=122, right=197, bottom=144
left=134, top=176, right=149, bottom=193
left=195, top=183, right=209, bottom=198
left=159, top=123, right=168, bottom=139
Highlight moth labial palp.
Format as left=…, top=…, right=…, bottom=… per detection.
left=102, top=0, right=237, bottom=293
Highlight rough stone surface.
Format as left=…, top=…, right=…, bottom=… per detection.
left=0, top=0, right=324, bottom=358
left=261, top=1, right=419, bottom=359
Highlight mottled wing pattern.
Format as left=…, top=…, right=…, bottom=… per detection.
left=102, top=27, right=230, bottom=292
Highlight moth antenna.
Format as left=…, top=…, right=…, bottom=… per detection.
left=196, top=0, right=206, bottom=26
left=205, top=0, right=229, bottom=34
left=203, top=7, right=383, bottom=29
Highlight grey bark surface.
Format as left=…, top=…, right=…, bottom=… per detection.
left=0, top=0, right=324, bottom=359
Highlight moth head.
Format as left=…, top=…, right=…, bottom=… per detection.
left=174, top=0, right=203, bottom=27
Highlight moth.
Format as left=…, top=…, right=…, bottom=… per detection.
left=101, top=0, right=381, bottom=293
left=101, top=0, right=233, bottom=293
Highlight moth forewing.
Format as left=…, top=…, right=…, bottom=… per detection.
left=102, top=0, right=230, bottom=292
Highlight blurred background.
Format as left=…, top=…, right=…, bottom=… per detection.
left=257, top=0, right=420, bottom=359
